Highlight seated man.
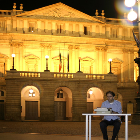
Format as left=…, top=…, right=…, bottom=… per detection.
left=100, top=91, right=122, bottom=140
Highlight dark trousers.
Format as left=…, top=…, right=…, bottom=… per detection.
left=100, top=119, right=121, bottom=140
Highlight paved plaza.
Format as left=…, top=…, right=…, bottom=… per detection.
left=0, top=120, right=140, bottom=140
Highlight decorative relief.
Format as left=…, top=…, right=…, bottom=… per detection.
left=42, top=8, right=77, bottom=18
left=122, top=48, right=134, bottom=53
left=0, top=53, right=9, bottom=59
left=40, top=43, right=52, bottom=49
left=68, top=45, right=73, bottom=50
left=10, top=42, right=23, bottom=48
left=74, top=45, right=80, bottom=49
left=81, top=56, right=94, bottom=62
left=68, top=45, right=80, bottom=50
left=95, top=46, right=108, bottom=51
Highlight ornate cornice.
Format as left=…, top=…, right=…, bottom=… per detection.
left=10, top=42, right=23, bottom=47
left=68, top=45, right=80, bottom=50
left=40, top=43, right=52, bottom=49
left=95, top=46, right=108, bottom=51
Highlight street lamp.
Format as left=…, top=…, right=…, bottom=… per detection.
left=77, top=57, right=82, bottom=73
left=11, top=54, right=15, bottom=70
left=124, top=0, right=136, bottom=7
left=127, top=8, right=137, bottom=21
left=108, top=58, right=113, bottom=74
left=125, top=0, right=140, bottom=124
left=45, top=55, right=49, bottom=71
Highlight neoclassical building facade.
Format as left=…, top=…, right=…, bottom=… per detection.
left=0, top=2, right=138, bottom=121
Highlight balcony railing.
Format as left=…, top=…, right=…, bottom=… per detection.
left=20, top=72, right=40, bottom=77
left=5, top=70, right=117, bottom=82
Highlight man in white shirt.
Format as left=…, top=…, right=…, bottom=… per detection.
left=100, top=91, right=122, bottom=140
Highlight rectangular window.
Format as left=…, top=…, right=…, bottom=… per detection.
left=29, top=22, right=35, bottom=32
left=84, top=26, right=88, bottom=35
left=57, top=93, right=63, bottom=98
left=0, top=91, right=4, bottom=96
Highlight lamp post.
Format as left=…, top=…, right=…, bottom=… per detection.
left=125, top=0, right=140, bottom=124
left=108, top=58, right=113, bottom=74
left=11, top=54, right=15, bottom=70
left=77, top=57, right=82, bottom=73
left=45, top=55, right=50, bottom=71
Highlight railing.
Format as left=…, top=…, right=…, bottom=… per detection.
left=86, top=74, right=104, bottom=79
left=54, top=73, right=73, bottom=78
left=20, top=72, right=40, bottom=77
left=6, top=70, right=117, bottom=82
left=82, top=113, right=131, bottom=140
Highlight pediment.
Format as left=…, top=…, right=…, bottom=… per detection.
left=81, top=56, right=94, bottom=62
left=25, top=54, right=40, bottom=60
left=52, top=55, right=67, bottom=60
left=112, top=58, right=123, bottom=63
left=0, top=53, right=9, bottom=59
left=15, top=2, right=104, bottom=23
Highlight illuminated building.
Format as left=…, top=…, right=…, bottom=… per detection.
left=0, top=2, right=138, bottom=121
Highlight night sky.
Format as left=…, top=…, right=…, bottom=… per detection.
left=0, top=0, right=135, bottom=19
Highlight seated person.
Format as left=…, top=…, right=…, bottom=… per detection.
left=100, top=91, right=122, bottom=140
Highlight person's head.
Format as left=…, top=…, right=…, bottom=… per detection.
left=106, top=91, right=115, bottom=103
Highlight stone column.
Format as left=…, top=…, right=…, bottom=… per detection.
left=123, top=48, right=129, bottom=82
left=40, top=43, right=52, bottom=71
left=12, top=18, right=17, bottom=31
left=44, top=21, right=48, bottom=33
left=65, top=23, right=69, bottom=35
left=37, top=21, right=41, bottom=33
left=40, top=44, right=45, bottom=71
left=52, top=22, right=56, bottom=34
left=6, top=20, right=11, bottom=31
left=10, top=43, right=15, bottom=69
left=95, top=46, right=104, bottom=74
left=17, top=20, right=20, bottom=31
left=19, top=44, right=23, bottom=71
left=79, top=24, right=83, bottom=36
left=102, top=46, right=108, bottom=74
left=129, top=49, right=134, bottom=82
left=95, top=46, right=100, bottom=74
left=45, top=44, right=52, bottom=72
left=23, top=20, right=28, bottom=32
left=91, top=24, right=96, bottom=37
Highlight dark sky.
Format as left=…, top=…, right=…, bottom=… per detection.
left=0, top=0, right=133, bottom=19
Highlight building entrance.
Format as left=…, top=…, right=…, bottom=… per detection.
left=87, top=102, right=93, bottom=113
left=0, top=101, right=4, bottom=120
left=25, top=101, right=38, bottom=120
left=54, top=101, right=66, bottom=120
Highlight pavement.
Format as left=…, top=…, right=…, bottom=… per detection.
left=0, top=120, right=140, bottom=140
left=0, top=133, right=140, bottom=140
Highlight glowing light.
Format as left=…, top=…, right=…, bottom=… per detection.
left=29, top=93, right=32, bottom=97
left=89, top=90, right=93, bottom=94
left=124, top=0, right=136, bottom=7
left=45, top=55, right=49, bottom=59
left=12, top=54, right=15, bottom=57
left=108, top=58, right=112, bottom=62
left=29, top=88, right=33, bottom=93
left=127, top=8, right=137, bottom=21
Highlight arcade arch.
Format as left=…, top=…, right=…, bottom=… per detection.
left=21, top=86, right=40, bottom=121
left=87, top=87, right=104, bottom=113
left=54, top=87, right=72, bottom=120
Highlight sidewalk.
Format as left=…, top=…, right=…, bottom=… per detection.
left=0, top=133, right=140, bottom=140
